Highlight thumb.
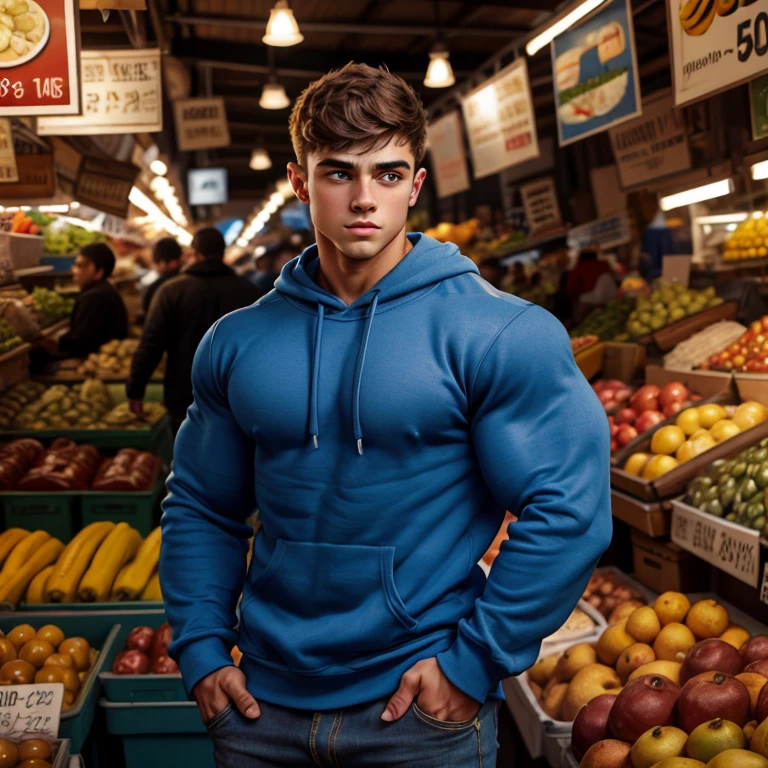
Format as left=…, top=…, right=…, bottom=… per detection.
left=221, top=671, right=260, bottom=719
left=382, top=670, right=420, bottom=722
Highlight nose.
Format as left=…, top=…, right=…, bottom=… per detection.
left=350, top=178, right=377, bottom=214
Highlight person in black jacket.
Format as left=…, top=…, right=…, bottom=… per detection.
left=140, top=237, right=183, bottom=321
left=47, top=242, right=128, bottom=358
left=126, top=227, right=261, bottom=433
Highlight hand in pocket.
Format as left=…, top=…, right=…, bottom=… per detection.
left=193, top=666, right=261, bottom=724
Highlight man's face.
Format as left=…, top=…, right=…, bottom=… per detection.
left=154, top=259, right=178, bottom=276
left=288, top=137, right=426, bottom=261
left=72, top=256, right=101, bottom=288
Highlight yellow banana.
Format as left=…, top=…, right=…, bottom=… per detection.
left=0, top=538, right=64, bottom=606
left=680, top=0, right=703, bottom=22
left=0, top=530, right=51, bottom=580
left=45, top=522, right=115, bottom=604
left=140, top=569, right=162, bottom=601
left=0, top=529, right=30, bottom=568
left=112, top=526, right=161, bottom=601
left=25, top=563, right=55, bottom=605
left=78, top=523, right=142, bottom=603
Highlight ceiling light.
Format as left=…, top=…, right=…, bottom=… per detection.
left=260, top=82, right=290, bottom=110
left=424, top=43, right=455, bottom=89
left=660, top=178, right=734, bottom=211
left=257, top=211, right=271, bottom=223
left=150, top=176, right=170, bottom=193
left=250, top=148, right=273, bottom=170
left=526, top=0, right=608, bottom=56
left=150, top=159, right=168, bottom=176
left=277, top=179, right=293, bottom=197
left=752, top=159, right=768, bottom=181
left=266, top=201, right=279, bottom=215
left=754, top=211, right=765, bottom=219
left=270, top=192, right=284, bottom=204
left=70, top=201, right=80, bottom=209
left=694, top=212, right=749, bottom=225
left=263, top=0, right=303, bottom=46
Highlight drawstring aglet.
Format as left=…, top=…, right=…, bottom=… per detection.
left=313, top=435, right=319, bottom=449
left=357, top=439, right=363, bottom=456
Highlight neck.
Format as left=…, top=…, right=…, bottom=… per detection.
left=314, top=227, right=412, bottom=306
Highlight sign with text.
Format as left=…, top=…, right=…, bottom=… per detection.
left=668, top=0, right=768, bottom=106
left=520, top=177, right=563, bottom=235
left=461, top=59, right=539, bottom=180
left=75, top=156, right=139, bottom=219
left=0, top=0, right=79, bottom=117
left=672, top=501, right=760, bottom=588
left=751, top=73, right=768, bottom=141
left=552, top=0, right=642, bottom=146
left=0, top=121, right=18, bottom=183
left=569, top=211, right=631, bottom=251
left=37, top=49, right=162, bottom=136
left=0, top=683, right=63, bottom=741
left=610, top=93, right=692, bottom=189
left=50, top=137, right=82, bottom=195
left=0, top=154, right=54, bottom=199
left=426, top=112, right=470, bottom=199
left=174, top=97, right=231, bottom=152
left=188, top=168, right=228, bottom=206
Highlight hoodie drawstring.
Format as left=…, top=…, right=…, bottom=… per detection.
left=308, top=292, right=379, bottom=456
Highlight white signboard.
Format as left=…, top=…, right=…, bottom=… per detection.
left=672, top=501, right=760, bottom=588
left=569, top=211, right=631, bottom=251
left=0, top=121, right=18, bottom=184
left=174, top=98, right=231, bottom=152
left=0, top=683, right=63, bottom=741
left=461, top=59, right=540, bottom=180
left=37, top=50, right=162, bottom=136
left=610, top=94, right=692, bottom=189
left=668, top=0, right=768, bottom=106
left=426, top=112, right=470, bottom=199
left=188, top=168, right=229, bottom=206
left=520, top=177, right=563, bottom=235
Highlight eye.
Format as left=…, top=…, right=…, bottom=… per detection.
left=327, top=171, right=351, bottom=181
left=380, top=173, right=401, bottom=183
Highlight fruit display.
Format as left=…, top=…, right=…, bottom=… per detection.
left=572, top=336, right=601, bottom=355
left=723, top=216, right=768, bottom=262
left=0, top=737, right=57, bottom=768
left=70, top=338, right=165, bottom=379
left=571, top=297, right=636, bottom=342
left=424, top=219, right=481, bottom=249
left=0, top=621, right=99, bottom=712
left=111, top=622, right=178, bottom=675
left=622, top=401, right=768, bottom=481
left=563, top=592, right=768, bottom=767
left=26, top=287, right=75, bottom=328
left=43, top=222, right=104, bottom=256
left=582, top=569, right=649, bottom=623
left=16, top=522, right=162, bottom=606
left=682, top=437, right=768, bottom=531
left=626, top=281, right=724, bottom=340
left=701, top=317, right=768, bottom=373
left=0, top=210, right=42, bottom=236
left=0, top=320, right=23, bottom=356
left=664, top=322, right=747, bottom=373
left=104, top=401, right=166, bottom=429
left=0, top=381, right=46, bottom=430
left=0, top=438, right=44, bottom=489
left=594, top=379, right=636, bottom=415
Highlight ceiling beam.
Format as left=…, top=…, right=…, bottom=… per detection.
left=407, top=0, right=562, bottom=8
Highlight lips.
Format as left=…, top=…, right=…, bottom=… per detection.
left=345, top=222, right=380, bottom=237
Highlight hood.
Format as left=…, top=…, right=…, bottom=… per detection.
left=273, top=234, right=479, bottom=456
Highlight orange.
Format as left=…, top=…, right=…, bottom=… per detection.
left=676, top=408, right=701, bottom=436
left=596, top=620, right=636, bottom=666
left=653, top=622, right=696, bottom=662
left=651, top=426, right=687, bottom=456
left=697, top=403, right=728, bottom=428
left=710, top=420, right=742, bottom=443
left=654, top=591, right=691, bottom=626
left=686, top=599, right=730, bottom=639
left=627, top=606, right=662, bottom=644
left=624, top=453, right=651, bottom=477
left=720, top=625, right=751, bottom=650
left=642, top=455, right=680, bottom=480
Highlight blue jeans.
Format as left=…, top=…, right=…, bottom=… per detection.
left=205, top=696, right=500, bottom=767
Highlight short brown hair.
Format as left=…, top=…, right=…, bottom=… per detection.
left=289, top=63, right=427, bottom=169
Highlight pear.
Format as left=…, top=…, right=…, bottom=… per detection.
left=706, top=750, right=768, bottom=767
left=551, top=643, right=597, bottom=683
left=751, top=715, right=768, bottom=758
left=630, top=725, right=687, bottom=768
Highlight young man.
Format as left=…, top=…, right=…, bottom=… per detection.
left=161, top=64, right=611, bottom=767
left=140, top=237, right=183, bottom=320
left=53, top=242, right=128, bottom=358
left=126, top=228, right=261, bottom=434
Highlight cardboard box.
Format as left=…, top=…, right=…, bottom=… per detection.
left=612, top=488, right=670, bottom=537
left=603, top=342, right=645, bottom=382
left=631, top=530, right=710, bottom=593
left=734, top=374, right=768, bottom=405
left=645, top=365, right=733, bottom=399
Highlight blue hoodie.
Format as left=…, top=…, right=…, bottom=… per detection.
left=160, top=234, right=612, bottom=710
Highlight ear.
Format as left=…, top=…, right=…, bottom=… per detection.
left=409, top=168, right=427, bottom=208
left=287, top=163, right=310, bottom=204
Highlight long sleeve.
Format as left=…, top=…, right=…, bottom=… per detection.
left=58, top=293, right=106, bottom=358
left=126, top=285, right=171, bottom=401
left=436, top=305, right=612, bottom=703
left=160, top=323, right=256, bottom=696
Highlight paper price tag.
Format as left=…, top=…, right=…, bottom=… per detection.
left=0, top=684, right=63, bottom=741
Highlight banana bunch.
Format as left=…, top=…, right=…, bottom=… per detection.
left=0, top=528, right=64, bottom=605
left=78, top=523, right=142, bottom=602
left=680, top=0, right=740, bottom=37
left=112, top=526, right=161, bottom=601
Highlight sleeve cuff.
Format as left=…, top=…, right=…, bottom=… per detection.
left=436, top=631, right=506, bottom=704
left=175, top=636, right=235, bottom=699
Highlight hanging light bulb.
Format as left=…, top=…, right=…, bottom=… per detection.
left=250, top=148, right=273, bottom=170
left=260, top=82, right=291, bottom=110
left=150, top=159, right=168, bottom=176
left=424, top=43, right=455, bottom=88
left=263, top=0, right=303, bottom=47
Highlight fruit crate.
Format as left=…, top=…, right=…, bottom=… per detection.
left=574, top=342, right=605, bottom=381
left=611, top=487, right=670, bottom=538
left=652, top=301, right=739, bottom=352
left=18, top=600, right=164, bottom=615
left=100, top=699, right=214, bottom=768
left=562, top=745, right=579, bottom=768
left=0, top=612, right=122, bottom=753
left=0, top=491, right=80, bottom=541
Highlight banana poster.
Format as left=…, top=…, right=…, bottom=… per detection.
left=551, top=0, right=642, bottom=147
left=669, top=0, right=768, bottom=106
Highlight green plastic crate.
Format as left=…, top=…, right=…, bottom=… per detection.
left=1, top=492, right=79, bottom=540
left=19, top=600, right=163, bottom=614
left=100, top=700, right=214, bottom=768
left=79, top=478, right=166, bottom=537
left=0, top=612, right=121, bottom=754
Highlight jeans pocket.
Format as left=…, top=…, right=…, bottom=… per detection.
left=411, top=702, right=479, bottom=732
left=205, top=702, right=234, bottom=732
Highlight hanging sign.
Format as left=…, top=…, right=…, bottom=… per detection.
left=520, top=177, right=563, bottom=235
left=37, top=49, right=162, bottom=136
left=750, top=73, right=768, bottom=141
left=173, top=97, right=231, bottom=152
left=74, top=156, right=139, bottom=219
left=668, top=0, right=768, bottom=106
left=50, top=137, right=82, bottom=195
left=0, top=683, right=63, bottom=741
left=0, top=121, right=18, bottom=183
left=461, top=59, right=540, bottom=180
left=568, top=211, right=631, bottom=251
left=0, top=0, right=79, bottom=117
left=610, top=93, right=692, bottom=189
left=552, top=0, right=642, bottom=146
left=426, top=112, right=470, bottom=199
left=0, top=154, right=54, bottom=199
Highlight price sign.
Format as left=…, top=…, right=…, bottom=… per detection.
left=37, top=50, right=162, bottom=136
left=174, top=97, right=231, bottom=152
left=0, top=121, right=18, bottom=184
left=668, top=0, right=768, bottom=106
left=75, top=156, right=139, bottom=219
left=0, top=684, right=63, bottom=741
left=520, top=177, right=563, bottom=235
left=0, top=155, right=55, bottom=200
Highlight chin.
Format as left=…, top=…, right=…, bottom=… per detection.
left=334, top=237, right=386, bottom=260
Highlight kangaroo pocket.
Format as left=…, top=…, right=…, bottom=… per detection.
left=240, top=540, right=419, bottom=675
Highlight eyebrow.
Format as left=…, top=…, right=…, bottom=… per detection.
left=316, top=159, right=412, bottom=172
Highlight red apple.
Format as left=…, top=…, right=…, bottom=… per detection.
left=611, top=439, right=619, bottom=453
left=593, top=380, right=607, bottom=394
left=659, top=382, right=690, bottom=408
left=608, top=675, right=680, bottom=743
left=745, top=660, right=768, bottom=678
left=615, top=409, right=637, bottom=426
left=603, top=380, right=626, bottom=391
left=663, top=401, right=685, bottom=419
left=680, top=639, right=744, bottom=684
left=756, top=678, right=768, bottom=722
left=635, top=411, right=666, bottom=434
left=741, top=636, right=768, bottom=666
left=617, top=424, right=639, bottom=448
left=676, top=671, right=750, bottom=733
left=598, top=390, right=616, bottom=406
left=630, top=385, right=661, bottom=414
left=572, top=694, right=617, bottom=761
left=614, top=388, right=634, bottom=405
left=609, top=422, right=620, bottom=439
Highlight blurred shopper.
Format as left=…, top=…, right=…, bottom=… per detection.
left=126, top=227, right=261, bottom=433
left=478, top=257, right=506, bottom=290
left=566, top=248, right=616, bottom=321
left=141, top=238, right=183, bottom=319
